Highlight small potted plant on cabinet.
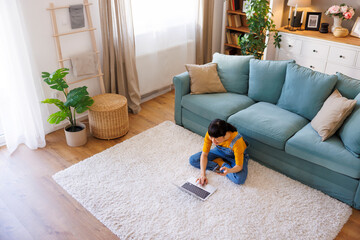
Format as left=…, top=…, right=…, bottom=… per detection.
left=41, top=68, right=94, bottom=147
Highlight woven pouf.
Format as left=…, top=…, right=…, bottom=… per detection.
left=89, top=93, right=129, bottom=139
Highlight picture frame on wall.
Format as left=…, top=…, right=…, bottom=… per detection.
left=305, top=12, right=322, bottom=31
left=350, top=17, right=360, bottom=38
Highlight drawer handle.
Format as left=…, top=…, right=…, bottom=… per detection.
left=310, top=65, right=315, bottom=69
left=313, top=49, right=318, bottom=53
left=288, top=44, right=293, bottom=47
left=339, top=55, right=345, bottom=59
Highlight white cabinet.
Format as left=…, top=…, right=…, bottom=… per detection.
left=276, top=32, right=360, bottom=80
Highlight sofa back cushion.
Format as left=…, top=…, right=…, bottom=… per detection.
left=212, top=53, right=254, bottom=94
left=185, top=63, right=227, bottom=94
left=277, top=63, right=337, bottom=120
left=335, top=72, right=360, bottom=99
left=339, top=92, right=360, bottom=158
left=248, top=59, right=295, bottom=104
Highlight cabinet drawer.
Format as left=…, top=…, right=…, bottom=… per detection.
left=328, top=46, right=357, bottom=67
left=280, top=35, right=302, bottom=55
left=297, top=58, right=326, bottom=73
left=301, top=40, right=329, bottom=59
left=277, top=49, right=298, bottom=61
left=325, top=62, right=360, bottom=79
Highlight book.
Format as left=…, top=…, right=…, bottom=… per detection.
left=234, top=15, right=242, bottom=28
left=227, top=15, right=233, bottom=27
left=226, top=31, right=232, bottom=44
left=234, top=0, right=240, bottom=10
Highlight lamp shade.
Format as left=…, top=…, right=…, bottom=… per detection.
left=287, top=0, right=311, bottom=7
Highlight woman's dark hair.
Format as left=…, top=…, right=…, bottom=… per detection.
left=208, top=119, right=237, bottom=138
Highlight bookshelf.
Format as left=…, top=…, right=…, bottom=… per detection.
left=225, top=0, right=249, bottom=55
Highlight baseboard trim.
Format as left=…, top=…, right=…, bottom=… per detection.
left=141, top=85, right=173, bottom=103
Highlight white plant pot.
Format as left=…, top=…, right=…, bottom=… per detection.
left=64, top=122, right=87, bottom=147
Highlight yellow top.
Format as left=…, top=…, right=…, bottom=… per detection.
left=202, top=131, right=247, bottom=167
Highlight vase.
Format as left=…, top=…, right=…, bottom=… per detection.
left=331, top=16, right=342, bottom=33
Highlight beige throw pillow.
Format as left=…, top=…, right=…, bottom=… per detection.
left=311, top=89, right=357, bottom=141
left=185, top=63, right=227, bottom=94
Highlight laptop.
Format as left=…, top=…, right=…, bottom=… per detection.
left=174, top=177, right=217, bottom=201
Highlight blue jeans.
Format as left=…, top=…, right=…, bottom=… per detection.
left=189, top=146, right=249, bottom=185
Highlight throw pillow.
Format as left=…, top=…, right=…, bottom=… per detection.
left=185, top=63, right=227, bottom=95
left=311, top=89, right=356, bottom=141
left=248, top=59, right=295, bottom=104
left=277, top=63, right=337, bottom=120
left=335, top=72, right=360, bottom=99
left=212, top=53, right=254, bottom=94
left=339, top=92, right=360, bottom=157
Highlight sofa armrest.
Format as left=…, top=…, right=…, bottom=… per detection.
left=173, top=72, right=190, bottom=125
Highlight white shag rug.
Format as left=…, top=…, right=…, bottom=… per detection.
left=53, top=121, right=352, bottom=240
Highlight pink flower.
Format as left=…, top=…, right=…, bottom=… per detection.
left=344, top=12, right=352, bottom=19
left=328, top=5, right=340, bottom=14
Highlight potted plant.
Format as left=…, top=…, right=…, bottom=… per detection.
left=41, top=68, right=94, bottom=147
left=238, top=0, right=281, bottom=59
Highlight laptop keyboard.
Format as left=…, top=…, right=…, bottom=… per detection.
left=181, top=182, right=210, bottom=200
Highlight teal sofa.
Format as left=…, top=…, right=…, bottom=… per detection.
left=173, top=53, right=360, bottom=209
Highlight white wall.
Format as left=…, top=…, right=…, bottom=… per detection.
left=19, top=0, right=103, bottom=133
left=18, top=0, right=225, bottom=133
left=212, top=0, right=225, bottom=54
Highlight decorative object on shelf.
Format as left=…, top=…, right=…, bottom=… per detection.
left=305, top=12, right=322, bottom=31
left=325, top=4, right=355, bottom=33
left=350, top=17, right=360, bottom=38
left=286, top=0, right=311, bottom=31
left=319, top=23, right=329, bottom=33
left=333, top=27, right=349, bottom=38
left=238, top=0, right=281, bottom=59
left=41, top=68, right=94, bottom=147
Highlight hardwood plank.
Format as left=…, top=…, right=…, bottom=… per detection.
left=0, top=198, right=33, bottom=240
left=0, top=90, right=359, bottom=239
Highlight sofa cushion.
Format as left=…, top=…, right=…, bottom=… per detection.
left=311, top=89, right=356, bottom=141
left=248, top=59, right=295, bottom=104
left=185, top=63, right=227, bottom=94
left=286, top=123, right=360, bottom=179
left=339, top=92, right=360, bottom=158
left=212, top=53, right=254, bottom=94
left=277, top=63, right=337, bottom=120
left=335, top=72, right=360, bottom=99
left=228, top=102, right=309, bottom=150
left=181, top=93, right=254, bottom=121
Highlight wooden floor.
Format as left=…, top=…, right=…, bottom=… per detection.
left=0, top=90, right=359, bottom=240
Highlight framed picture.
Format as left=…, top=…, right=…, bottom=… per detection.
left=350, top=17, right=360, bottom=38
left=305, top=12, right=322, bottom=31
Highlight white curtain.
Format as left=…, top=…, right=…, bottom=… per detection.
left=0, top=0, right=46, bottom=153
left=131, top=0, right=198, bottom=96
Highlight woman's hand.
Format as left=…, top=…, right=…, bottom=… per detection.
left=217, top=166, right=231, bottom=176
left=196, top=175, right=208, bottom=186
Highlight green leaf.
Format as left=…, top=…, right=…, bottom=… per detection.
left=42, top=68, right=69, bottom=92
left=64, top=86, right=89, bottom=107
left=75, top=96, right=94, bottom=113
left=41, top=98, right=68, bottom=111
left=47, top=111, right=68, bottom=124
left=238, top=0, right=281, bottom=59
left=64, top=86, right=94, bottom=114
